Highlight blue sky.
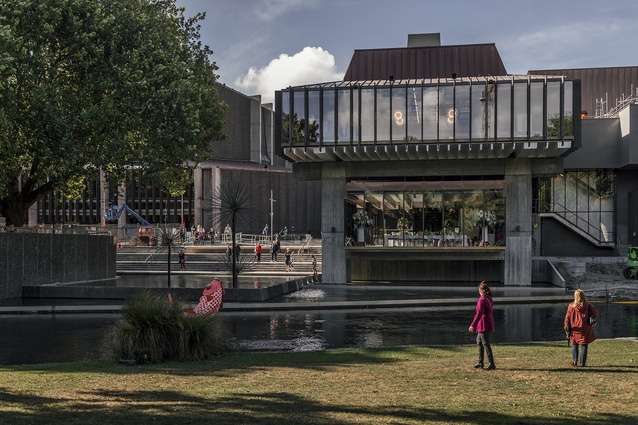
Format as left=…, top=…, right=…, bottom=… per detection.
left=177, top=0, right=638, bottom=103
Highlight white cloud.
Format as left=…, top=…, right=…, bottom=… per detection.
left=256, top=0, right=317, bottom=22
left=234, top=46, right=345, bottom=104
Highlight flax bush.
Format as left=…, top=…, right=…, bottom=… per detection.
left=102, top=291, right=231, bottom=363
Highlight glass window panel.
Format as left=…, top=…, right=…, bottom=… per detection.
left=530, top=82, right=543, bottom=138
left=281, top=91, right=291, bottom=144
left=439, top=85, right=455, bottom=140
left=322, top=89, right=335, bottom=143
left=360, top=89, right=375, bottom=142
left=471, top=83, right=492, bottom=139
left=407, top=86, right=422, bottom=140
left=377, top=88, right=391, bottom=142
left=391, top=86, right=407, bottom=141
left=307, top=90, right=320, bottom=143
left=546, top=82, right=561, bottom=138
left=513, top=82, right=528, bottom=138
left=496, top=83, right=511, bottom=138
left=293, top=91, right=305, bottom=144
left=455, top=85, right=470, bottom=139
left=337, top=89, right=350, bottom=143
left=352, top=89, right=359, bottom=142
left=564, top=81, right=573, bottom=137
left=423, top=87, right=438, bottom=140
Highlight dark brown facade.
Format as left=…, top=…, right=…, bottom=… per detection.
left=528, top=66, right=638, bottom=118
left=343, top=44, right=507, bottom=81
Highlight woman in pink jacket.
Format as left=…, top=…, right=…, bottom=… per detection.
left=469, top=281, right=496, bottom=370
left=564, top=289, right=599, bottom=367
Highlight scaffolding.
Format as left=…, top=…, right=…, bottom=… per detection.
left=595, top=86, right=638, bottom=118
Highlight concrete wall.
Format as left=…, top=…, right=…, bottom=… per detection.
left=0, top=233, right=116, bottom=299
left=540, top=217, right=615, bottom=257
left=192, top=167, right=322, bottom=237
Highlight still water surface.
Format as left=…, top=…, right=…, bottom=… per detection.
left=1, top=285, right=636, bottom=365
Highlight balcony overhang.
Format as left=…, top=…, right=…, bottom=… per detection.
left=284, top=140, right=572, bottom=163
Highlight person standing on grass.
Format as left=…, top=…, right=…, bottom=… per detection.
left=469, top=280, right=496, bottom=370
left=564, top=289, right=599, bottom=367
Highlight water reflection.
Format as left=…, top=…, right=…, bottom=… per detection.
left=1, top=300, right=635, bottom=365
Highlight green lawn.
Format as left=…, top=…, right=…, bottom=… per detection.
left=1, top=340, right=637, bottom=424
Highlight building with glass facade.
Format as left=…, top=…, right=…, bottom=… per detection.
left=275, top=34, right=638, bottom=286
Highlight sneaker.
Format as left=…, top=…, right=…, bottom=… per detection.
left=473, top=363, right=484, bottom=369
left=485, top=363, right=496, bottom=370
left=571, top=361, right=577, bottom=367
left=578, top=364, right=586, bottom=367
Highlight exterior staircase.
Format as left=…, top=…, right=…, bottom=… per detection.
left=116, top=247, right=322, bottom=274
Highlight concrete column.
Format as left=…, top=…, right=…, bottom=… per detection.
left=99, top=170, right=108, bottom=228
left=321, top=162, right=346, bottom=284
left=28, top=204, right=38, bottom=226
left=193, top=166, right=203, bottom=229
left=505, top=159, right=533, bottom=286
left=117, top=183, right=126, bottom=230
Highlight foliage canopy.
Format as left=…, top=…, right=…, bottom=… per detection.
left=0, top=0, right=227, bottom=225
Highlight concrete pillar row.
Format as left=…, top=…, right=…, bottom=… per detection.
left=504, top=159, right=533, bottom=286
left=321, top=163, right=347, bottom=284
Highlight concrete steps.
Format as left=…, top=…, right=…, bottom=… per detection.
left=116, top=249, right=321, bottom=274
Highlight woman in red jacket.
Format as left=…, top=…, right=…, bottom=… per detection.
left=469, top=281, right=496, bottom=370
left=564, top=289, right=599, bottom=367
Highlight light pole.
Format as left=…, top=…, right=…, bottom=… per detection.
left=270, top=190, right=276, bottom=242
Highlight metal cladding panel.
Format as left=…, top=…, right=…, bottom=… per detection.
left=529, top=67, right=638, bottom=117
left=343, top=44, right=507, bottom=81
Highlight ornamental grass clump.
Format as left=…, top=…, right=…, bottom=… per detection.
left=102, top=291, right=231, bottom=364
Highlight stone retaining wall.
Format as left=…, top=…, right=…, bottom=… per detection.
left=0, top=233, right=116, bottom=299
left=22, top=274, right=321, bottom=303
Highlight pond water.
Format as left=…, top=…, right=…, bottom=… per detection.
left=1, top=284, right=636, bottom=365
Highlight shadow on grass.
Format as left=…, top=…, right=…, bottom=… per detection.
left=0, top=345, right=468, bottom=376
left=0, top=387, right=636, bottom=425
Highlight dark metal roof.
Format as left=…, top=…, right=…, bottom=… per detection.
left=343, top=44, right=508, bottom=81
left=528, top=66, right=638, bottom=117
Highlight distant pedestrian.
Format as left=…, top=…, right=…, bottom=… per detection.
left=284, top=248, right=292, bottom=272
left=564, top=289, right=599, bottom=367
left=225, top=245, right=232, bottom=258
left=178, top=250, right=186, bottom=271
left=234, top=243, right=241, bottom=261
left=262, top=224, right=269, bottom=236
left=255, top=242, right=262, bottom=262
left=469, top=281, right=496, bottom=370
left=271, top=239, right=278, bottom=262
left=311, top=254, right=317, bottom=276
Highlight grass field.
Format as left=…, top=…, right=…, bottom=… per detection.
left=1, top=340, right=637, bottom=424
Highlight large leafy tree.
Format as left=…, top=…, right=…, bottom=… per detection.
left=0, top=0, right=226, bottom=225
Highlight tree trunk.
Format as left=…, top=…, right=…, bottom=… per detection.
left=0, top=176, right=55, bottom=227
left=0, top=197, right=30, bottom=227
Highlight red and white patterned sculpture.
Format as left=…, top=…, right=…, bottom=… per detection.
left=192, top=278, right=225, bottom=315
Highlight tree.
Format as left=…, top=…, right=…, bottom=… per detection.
left=209, top=181, right=254, bottom=288
left=0, top=0, right=227, bottom=225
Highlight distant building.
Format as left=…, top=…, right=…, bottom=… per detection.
left=31, top=84, right=322, bottom=239
left=275, top=33, right=638, bottom=285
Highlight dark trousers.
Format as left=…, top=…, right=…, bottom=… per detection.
left=476, top=331, right=495, bottom=365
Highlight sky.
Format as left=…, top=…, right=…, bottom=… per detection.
left=176, top=0, right=638, bottom=104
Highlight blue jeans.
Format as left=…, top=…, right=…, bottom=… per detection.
left=572, top=343, right=588, bottom=366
